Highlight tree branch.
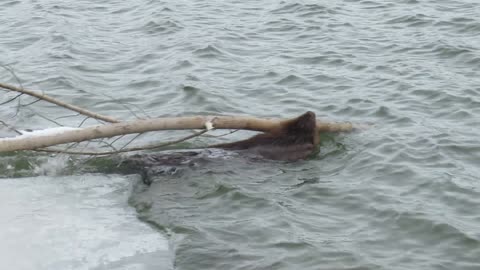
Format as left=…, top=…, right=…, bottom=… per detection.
left=0, top=115, right=353, bottom=152
left=0, top=82, right=119, bottom=123
left=34, top=129, right=209, bottom=156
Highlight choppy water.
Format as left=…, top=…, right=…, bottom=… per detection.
left=1, top=0, right=480, bottom=269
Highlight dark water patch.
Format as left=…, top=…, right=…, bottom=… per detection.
left=270, top=3, right=305, bottom=14
left=385, top=14, right=434, bottom=27
left=311, top=74, right=337, bottom=83
left=389, top=148, right=456, bottom=169
left=289, top=185, right=338, bottom=201
left=2, top=35, right=43, bottom=51
left=437, top=175, right=480, bottom=212
left=111, top=5, right=139, bottom=15
left=179, top=85, right=200, bottom=94
left=238, top=71, right=280, bottom=84
left=359, top=1, right=396, bottom=10
left=192, top=44, right=226, bottom=59
left=196, top=184, right=236, bottom=200
left=69, top=63, right=117, bottom=74
left=430, top=93, right=480, bottom=113
left=171, top=59, right=194, bottom=71
left=275, top=74, right=308, bottom=86
left=263, top=18, right=305, bottom=33
left=334, top=105, right=377, bottom=118
left=289, top=53, right=348, bottom=66
left=410, top=88, right=443, bottom=100
left=143, top=20, right=182, bottom=35
left=463, top=55, right=480, bottom=67
left=365, top=77, right=403, bottom=88
left=0, top=0, right=20, bottom=7
left=32, top=75, right=77, bottom=92
left=410, top=42, right=475, bottom=60
left=439, top=142, right=480, bottom=162
left=393, top=211, right=480, bottom=248
left=433, top=16, right=480, bottom=34
left=456, top=21, right=480, bottom=34
left=270, top=2, right=336, bottom=19
left=434, top=109, right=474, bottom=120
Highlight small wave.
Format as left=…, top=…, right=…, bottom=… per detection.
left=311, top=74, right=337, bottom=82
left=388, top=148, right=455, bottom=169
left=292, top=55, right=329, bottom=65
left=0, top=0, right=20, bottom=8
left=431, top=43, right=474, bottom=59
left=179, top=84, right=200, bottom=94
left=270, top=3, right=310, bottom=14
left=193, top=44, right=225, bottom=59
left=275, top=74, right=307, bottom=86
left=391, top=211, right=480, bottom=246
left=143, top=19, right=182, bottom=35
left=427, top=92, right=480, bottom=115
left=359, top=0, right=395, bottom=9
left=434, top=17, right=480, bottom=34
left=408, top=42, right=475, bottom=61
left=172, top=59, right=194, bottom=71
left=290, top=53, right=349, bottom=67
left=111, top=6, right=135, bottom=15
left=434, top=109, right=473, bottom=120
left=262, top=19, right=305, bottom=33
left=33, top=75, right=77, bottom=90
left=196, top=184, right=237, bottom=200
left=385, top=14, right=434, bottom=27
left=270, top=2, right=332, bottom=17
left=440, top=143, right=480, bottom=159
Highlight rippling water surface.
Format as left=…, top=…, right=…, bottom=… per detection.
left=1, top=0, right=480, bottom=269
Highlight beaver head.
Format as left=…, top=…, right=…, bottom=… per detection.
left=213, top=111, right=319, bottom=161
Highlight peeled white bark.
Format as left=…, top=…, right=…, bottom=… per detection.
left=0, top=115, right=353, bottom=152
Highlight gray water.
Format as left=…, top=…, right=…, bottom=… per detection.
left=1, top=0, right=480, bottom=269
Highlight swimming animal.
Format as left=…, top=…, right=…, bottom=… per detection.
left=114, top=111, right=320, bottom=184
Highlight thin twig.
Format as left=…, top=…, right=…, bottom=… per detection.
left=0, top=120, right=22, bottom=135
left=55, top=113, right=81, bottom=120
left=109, top=134, right=126, bottom=145
left=201, top=129, right=239, bottom=138
left=26, top=109, right=64, bottom=127
left=12, top=92, right=22, bottom=118
left=62, top=142, right=81, bottom=154
left=89, top=138, right=118, bottom=151
left=118, top=133, right=143, bottom=151
left=34, top=129, right=209, bottom=156
left=78, top=116, right=91, bottom=127
left=20, top=98, right=42, bottom=107
left=98, top=139, right=118, bottom=151
left=2, top=65, right=25, bottom=90
left=0, top=93, right=23, bottom=106
left=0, top=82, right=119, bottom=123
left=96, top=91, right=151, bottom=119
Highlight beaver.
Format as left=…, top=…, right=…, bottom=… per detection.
left=211, top=111, right=319, bottom=161
left=116, top=111, right=320, bottom=184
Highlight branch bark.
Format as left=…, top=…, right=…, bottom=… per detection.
left=0, top=115, right=353, bottom=152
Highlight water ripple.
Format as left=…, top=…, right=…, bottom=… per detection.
left=2, top=0, right=480, bottom=269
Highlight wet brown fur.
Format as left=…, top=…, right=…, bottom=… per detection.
left=212, top=111, right=319, bottom=161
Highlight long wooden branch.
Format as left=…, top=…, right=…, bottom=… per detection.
left=0, top=82, right=119, bottom=123
left=0, top=115, right=353, bottom=152
left=34, top=129, right=209, bottom=156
